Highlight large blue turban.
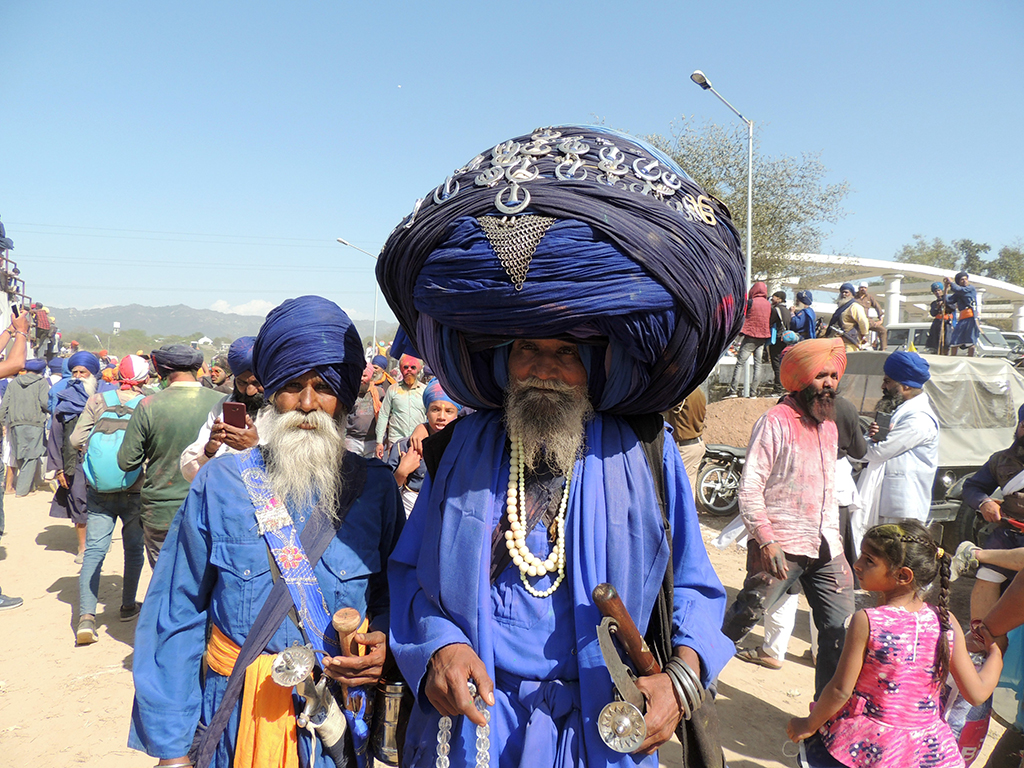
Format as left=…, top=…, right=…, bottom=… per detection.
left=227, top=336, right=256, bottom=376
left=24, top=358, right=46, bottom=374
left=151, top=344, right=203, bottom=374
left=67, top=351, right=101, bottom=375
left=376, top=125, right=746, bottom=414
left=252, top=295, right=364, bottom=409
left=884, top=350, right=930, bottom=388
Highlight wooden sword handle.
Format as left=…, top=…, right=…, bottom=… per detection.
left=592, top=583, right=661, bottom=676
left=331, top=607, right=362, bottom=657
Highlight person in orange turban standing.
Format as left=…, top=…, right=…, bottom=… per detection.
left=723, top=338, right=855, bottom=700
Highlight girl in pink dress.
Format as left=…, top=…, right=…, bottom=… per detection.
left=786, top=521, right=1003, bottom=768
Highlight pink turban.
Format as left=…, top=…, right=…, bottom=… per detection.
left=779, top=338, right=847, bottom=392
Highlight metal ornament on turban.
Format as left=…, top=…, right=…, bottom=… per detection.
left=376, top=125, right=746, bottom=414
left=251, top=295, right=364, bottom=410
left=779, top=338, right=848, bottom=393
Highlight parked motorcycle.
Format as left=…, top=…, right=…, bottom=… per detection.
left=695, top=444, right=746, bottom=517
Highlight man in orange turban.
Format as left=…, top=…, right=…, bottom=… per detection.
left=724, top=336, right=854, bottom=700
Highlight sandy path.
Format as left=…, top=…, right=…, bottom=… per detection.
left=0, top=489, right=1008, bottom=766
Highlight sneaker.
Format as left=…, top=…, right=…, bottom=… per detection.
left=950, top=541, right=981, bottom=582
left=0, top=593, right=23, bottom=611
left=723, top=391, right=739, bottom=399
left=74, top=552, right=84, bottom=565
left=76, top=616, right=98, bottom=645
left=119, top=602, right=142, bottom=622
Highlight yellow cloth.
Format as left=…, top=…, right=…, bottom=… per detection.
left=206, top=625, right=299, bottom=768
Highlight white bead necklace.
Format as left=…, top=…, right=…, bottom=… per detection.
left=502, top=437, right=570, bottom=598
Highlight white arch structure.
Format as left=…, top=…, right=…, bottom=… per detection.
left=785, top=254, right=1024, bottom=332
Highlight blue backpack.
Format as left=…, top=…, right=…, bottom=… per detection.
left=83, top=389, right=144, bottom=492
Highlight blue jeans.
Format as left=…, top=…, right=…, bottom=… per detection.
left=727, top=335, right=768, bottom=394
left=79, top=489, right=144, bottom=617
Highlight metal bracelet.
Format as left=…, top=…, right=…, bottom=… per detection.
left=663, top=664, right=690, bottom=720
left=665, top=658, right=704, bottom=715
left=680, top=658, right=707, bottom=704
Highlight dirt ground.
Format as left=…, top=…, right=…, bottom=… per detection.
left=703, top=394, right=777, bottom=448
left=0, top=489, right=1008, bottom=767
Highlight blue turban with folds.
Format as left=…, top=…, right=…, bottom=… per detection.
left=930, top=282, right=943, bottom=292
left=796, top=289, right=813, bottom=306
left=227, top=336, right=256, bottom=376
left=884, top=350, right=930, bottom=388
left=252, top=295, right=364, bottom=409
left=24, top=358, right=46, bottom=373
left=151, top=344, right=203, bottom=374
left=372, top=355, right=388, bottom=369
left=376, top=125, right=746, bottom=414
left=67, top=351, right=101, bottom=375
left=423, top=379, right=462, bottom=411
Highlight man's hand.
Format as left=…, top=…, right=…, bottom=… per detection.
left=425, top=643, right=494, bottom=727
left=394, top=446, right=422, bottom=485
left=980, top=499, right=1002, bottom=523
left=867, top=421, right=879, bottom=440
left=321, top=631, right=388, bottom=687
left=634, top=673, right=681, bottom=755
left=209, top=415, right=259, bottom=453
left=760, top=542, right=788, bottom=579
left=10, top=311, right=28, bottom=334
left=375, top=443, right=385, bottom=460
left=408, top=423, right=429, bottom=454
left=56, top=470, right=68, bottom=490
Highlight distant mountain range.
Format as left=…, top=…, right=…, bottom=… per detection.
left=49, top=304, right=401, bottom=344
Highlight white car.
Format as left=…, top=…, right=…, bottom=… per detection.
left=884, top=322, right=1013, bottom=358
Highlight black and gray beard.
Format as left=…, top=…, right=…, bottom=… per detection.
left=799, top=386, right=836, bottom=423
left=503, top=376, right=593, bottom=477
left=876, top=389, right=905, bottom=415
left=234, top=388, right=265, bottom=416
left=261, top=406, right=346, bottom=520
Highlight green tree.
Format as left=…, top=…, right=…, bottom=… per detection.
left=954, top=239, right=991, bottom=274
left=984, top=242, right=1024, bottom=286
left=645, top=118, right=849, bottom=281
left=894, top=235, right=959, bottom=270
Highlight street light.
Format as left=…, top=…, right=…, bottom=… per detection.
left=336, top=237, right=380, bottom=355
left=690, top=70, right=753, bottom=289
left=692, top=69, right=755, bottom=396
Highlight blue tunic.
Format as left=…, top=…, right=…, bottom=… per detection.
left=129, top=453, right=404, bottom=766
left=946, top=284, right=980, bottom=347
left=389, top=411, right=733, bottom=768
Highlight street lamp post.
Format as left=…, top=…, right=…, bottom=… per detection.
left=691, top=69, right=755, bottom=395
left=336, top=237, right=380, bottom=355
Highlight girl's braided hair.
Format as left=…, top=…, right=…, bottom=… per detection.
left=863, top=520, right=951, bottom=682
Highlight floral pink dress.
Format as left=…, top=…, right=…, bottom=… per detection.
left=820, top=604, right=963, bottom=768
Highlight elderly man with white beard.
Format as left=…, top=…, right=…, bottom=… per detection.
left=129, top=296, right=404, bottom=768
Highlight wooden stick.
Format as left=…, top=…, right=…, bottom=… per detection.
left=332, top=607, right=362, bottom=656
left=592, top=583, right=660, bottom=676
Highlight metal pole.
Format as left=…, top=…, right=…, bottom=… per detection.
left=336, top=237, right=380, bottom=356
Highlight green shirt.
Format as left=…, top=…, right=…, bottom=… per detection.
left=117, top=381, right=225, bottom=530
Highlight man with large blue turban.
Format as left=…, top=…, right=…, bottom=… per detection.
left=380, top=126, right=746, bottom=768
left=130, top=296, right=404, bottom=768
left=945, top=271, right=980, bottom=356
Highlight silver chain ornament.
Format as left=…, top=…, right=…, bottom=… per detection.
left=436, top=681, right=490, bottom=768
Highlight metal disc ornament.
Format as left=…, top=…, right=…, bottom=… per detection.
left=271, top=644, right=316, bottom=687
left=597, top=700, right=646, bottom=753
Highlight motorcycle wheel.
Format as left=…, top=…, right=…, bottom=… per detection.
left=696, top=464, right=740, bottom=517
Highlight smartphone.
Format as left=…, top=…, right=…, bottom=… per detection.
left=873, top=411, right=892, bottom=442
left=222, top=401, right=247, bottom=429
left=10, top=305, right=19, bottom=317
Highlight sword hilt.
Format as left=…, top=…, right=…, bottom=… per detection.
left=592, top=583, right=660, bottom=676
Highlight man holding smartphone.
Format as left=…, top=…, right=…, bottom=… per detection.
left=856, top=350, right=939, bottom=526
left=179, top=336, right=265, bottom=482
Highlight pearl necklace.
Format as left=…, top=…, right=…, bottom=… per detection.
left=502, top=437, right=570, bottom=598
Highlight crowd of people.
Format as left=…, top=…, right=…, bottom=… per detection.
left=1, top=126, right=1021, bottom=768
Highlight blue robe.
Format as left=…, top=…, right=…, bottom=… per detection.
left=129, top=453, right=403, bottom=766
left=389, top=411, right=733, bottom=768
left=946, top=284, right=980, bottom=347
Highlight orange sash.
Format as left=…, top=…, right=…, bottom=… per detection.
left=206, top=625, right=299, bottom=768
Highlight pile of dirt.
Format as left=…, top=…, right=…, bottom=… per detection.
left=704, top=396, right=777, bottom=448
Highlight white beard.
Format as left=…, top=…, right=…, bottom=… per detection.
left=503, top=376, right=593, bottom=477
left=260, top=406, right=347, bottom=520
left=82, top=375, right=98, bottom=398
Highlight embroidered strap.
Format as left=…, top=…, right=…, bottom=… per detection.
left=238, top=447, right=341, bottom=656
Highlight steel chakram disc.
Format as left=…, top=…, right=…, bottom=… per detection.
left=597, top=700, right=646, bottom=753
left=271, top=644, right=316, bottom=687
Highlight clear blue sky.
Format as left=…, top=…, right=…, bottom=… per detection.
left=2, top=1, right=1021, bottom=327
